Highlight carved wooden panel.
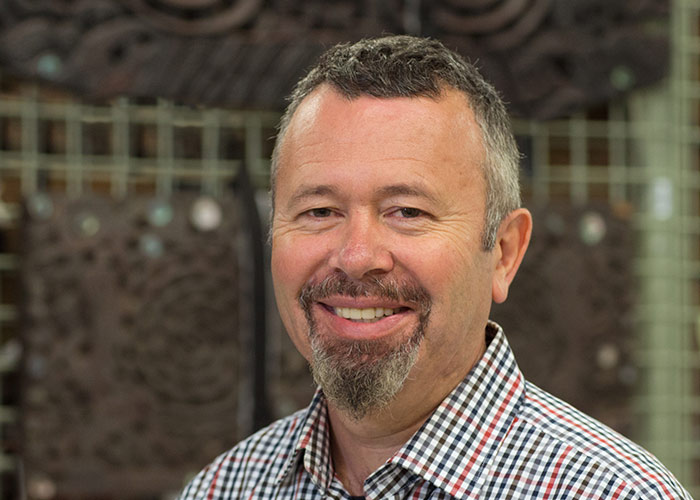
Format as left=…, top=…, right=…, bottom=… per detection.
left=20, top=193, right=252, bottom=499
left=492, top=203, right=635, bottom=434
left=17, top=197, right=636, bottom=498
left=0, top=0, right=668, bottom=118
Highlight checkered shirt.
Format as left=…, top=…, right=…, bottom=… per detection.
left=178, top=322, right=693, bottom=499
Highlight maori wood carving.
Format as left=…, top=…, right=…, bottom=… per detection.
left=20, top=193, right=252, bottom=499
left=492, top=203, right=634, bottom=434
left=0, top=0, right=669, bottom=118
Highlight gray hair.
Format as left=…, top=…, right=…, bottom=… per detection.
left=270, top=35, right=521, bottom=250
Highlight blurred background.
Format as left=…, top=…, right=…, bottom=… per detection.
left=0, top=0, right=697, bottom=498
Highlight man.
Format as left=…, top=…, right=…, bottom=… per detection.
left=179, top=36, right=692, bottom=499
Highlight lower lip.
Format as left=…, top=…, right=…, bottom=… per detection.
left=314, top=303, right=414, bottom=341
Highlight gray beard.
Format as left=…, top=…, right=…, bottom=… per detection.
left=308, top=318, right=425, bottom=420
left=299, top=273, right=431, bottom=420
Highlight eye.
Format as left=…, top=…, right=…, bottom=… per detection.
left=397, top=207, right=424, bottom=218
left=307, top=207, right=333, bottom=218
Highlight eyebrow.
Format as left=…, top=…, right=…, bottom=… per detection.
left=375, top=183, right=440, bottom=204
left=286, top=182, right=440, bottom=210
left=287, top=185, right=338, bottom=210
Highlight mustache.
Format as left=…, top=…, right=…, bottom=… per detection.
left=298, top=272, right=432, bottom=317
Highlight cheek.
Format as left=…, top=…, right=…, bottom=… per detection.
left=271, top=246, right=297, bottom=286
left=401, top=235, right=481, bottom=288
left=271, top=236, right=329, bottom=357
left=271, top=249, right=312, bottom=360
left=413, top=247, right=494, bottom=357
left=271, top=235, right=327, bottom=288
left=271, top=241, right=307, bottom=316
left=406, top=241, right=493, bottom=319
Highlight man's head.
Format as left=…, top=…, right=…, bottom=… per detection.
left=270, top=36, right=531, bottom=420
left=271, top=35, right=521, bottom=251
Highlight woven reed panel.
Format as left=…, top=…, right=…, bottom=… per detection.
left=0, top=0, right=668, bottom=118
left=20, top=193, right=252, bottom=499
left=492, top=203, right=635, bottom=434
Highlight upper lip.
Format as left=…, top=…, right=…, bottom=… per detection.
left=318, top=297, right=410, bottom=309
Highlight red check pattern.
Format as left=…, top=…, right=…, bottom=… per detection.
left=178, top=323, right=692, bottom=499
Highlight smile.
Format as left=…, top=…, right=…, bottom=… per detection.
left=332, top=306, right=402, bottom=323
left=313, top=301, right=417, bottom=341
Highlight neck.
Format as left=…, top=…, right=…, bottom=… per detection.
left=326, top=362, right=468, bottom=496
left=326, top=328, right=488, bottom=496
left=328, top=398, right=432, bottom=495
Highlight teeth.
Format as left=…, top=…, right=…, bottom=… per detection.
left=333, top=306, right=397, bottom=321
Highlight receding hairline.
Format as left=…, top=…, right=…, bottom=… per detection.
left=269, top=35, right=521, bottom=250
left=273, top=81, right=485, bottom=173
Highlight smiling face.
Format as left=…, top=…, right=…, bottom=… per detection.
left=271, top=85, right=500, bottom=417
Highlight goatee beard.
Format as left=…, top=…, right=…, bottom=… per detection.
left=299, top=273, right=431, bottom=420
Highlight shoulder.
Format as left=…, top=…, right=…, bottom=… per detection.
left=486, top=382, right=691, bottom=499
left=177, top=408, right=307, bottom=500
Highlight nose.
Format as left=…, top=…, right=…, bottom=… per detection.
left=328, top=212, right=394, bottom=279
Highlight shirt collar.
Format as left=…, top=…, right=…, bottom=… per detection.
left=276, top=388, right=334, bottom=492
left=277, top=322, right=525, bottom=499
left=389, top=322, right=525, bottom=499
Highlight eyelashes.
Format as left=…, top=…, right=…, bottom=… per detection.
left=302, top=206, right=429, bottom=219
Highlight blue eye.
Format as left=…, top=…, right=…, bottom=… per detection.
left=399, top=207, right=423, bottom=218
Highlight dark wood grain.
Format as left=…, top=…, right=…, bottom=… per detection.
left=0, top=0, right=669, bottom=118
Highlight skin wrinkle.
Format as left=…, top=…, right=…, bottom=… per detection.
left=274, top=87, right=497, bottom=245
left=285, top=184, right=447, bottom=222
left=277, top=209, right=480, bottom=243
left=287, top=182, right=442, bottom=209
left=270, top=83, right=532, bottom=494
left=273, top=86, right=494, bottom=413
left=271, top=35, right=524, bottom=251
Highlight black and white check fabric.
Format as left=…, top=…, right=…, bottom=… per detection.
left=178, top=323, right=692, bottom=499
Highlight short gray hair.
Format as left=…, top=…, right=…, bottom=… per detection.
left=271, top=35, right=521, bottom=250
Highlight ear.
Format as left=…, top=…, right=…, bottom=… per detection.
left=491, top=208, right=532, bottom=304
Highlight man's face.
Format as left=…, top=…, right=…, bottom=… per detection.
left=271, top=85, right=499, bottom=416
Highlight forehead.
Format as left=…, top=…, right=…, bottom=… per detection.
left=274, top=85, right=485, bottom=201
left=284, top=84, right=480, bottom=144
